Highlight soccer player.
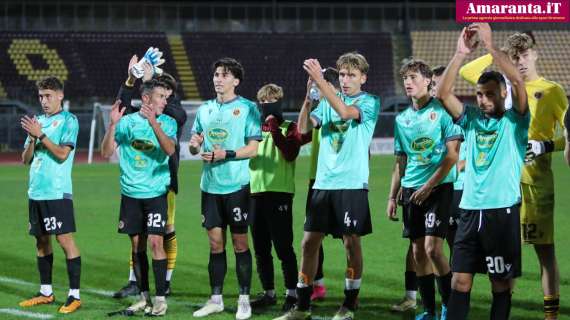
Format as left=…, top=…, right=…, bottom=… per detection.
left=275, top=52, right=380, bottom=320
left=249, top=84, right=303, bottom=312
left=459, top=31, right=568, bottom=320
left=304, top=67, right=341, bottom=303
left=437, top=23, right=529, bottom=319
left=387, top=59, right=461, bottom=320
left=113, top=56, right=187, bottom=299
left=189, top=58, right=261, bottom=320
left=432, top=65, right=465, bottom=252
left=101, top=79, right=177, bottom=316
left=19, top=76, right=82, bottom=314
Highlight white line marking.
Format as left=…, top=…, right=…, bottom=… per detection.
left=0, top=308, right=53, bottom=319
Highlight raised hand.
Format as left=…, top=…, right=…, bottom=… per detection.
left=109, top=100, right=126, bottom=125
left=140, top=104, right=157, bottom=124
left=303, top=59, right=324, bottom=82
left=468, top=23, right=492, bottom=49
left=457, top=27, right=478, bottom=55
left=128, top=55, right=139, bottom=78
left=21, top=115, right=42, bottom=138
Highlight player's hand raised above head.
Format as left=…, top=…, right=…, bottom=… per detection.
left=303, top=59, right=324, bottom=82
left=468, top=23, right=492, bottom=49
left=128, top=55, right=138, bottom=78
left=457, top=27, right=478, bottom=56
left=109, top=100, right=126, bottom=125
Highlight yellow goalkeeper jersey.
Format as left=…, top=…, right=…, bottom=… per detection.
left=459, top=54, right=569, bottom=188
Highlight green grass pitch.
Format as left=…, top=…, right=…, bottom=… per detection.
left=0, top=155, right=568, bottom=319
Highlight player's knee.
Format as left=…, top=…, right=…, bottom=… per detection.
left=425, top=243, right=442, bottom=261
left=490, top=279, right=512, bottom=292
left=148, top=236, right=164, bottom=253
left=412, top=244, right=427, bottom=263
left=451, top=274, right=472, bottom=292
left=301, top=236, right=320, bottom=255
left=35, top=236, right=51, bottom=253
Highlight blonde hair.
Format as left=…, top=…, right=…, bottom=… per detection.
left=504, top=33, right=535, bottom=58
left=257, top=83, right=284, bottom=102
left=336, top=52, right=369, bottom=74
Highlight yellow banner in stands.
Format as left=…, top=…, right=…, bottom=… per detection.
left=7, top=39, right=69, bottom=82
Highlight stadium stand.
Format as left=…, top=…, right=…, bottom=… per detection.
left=0, top=32, right=178, bottom=104
left=181, top=32, right=395, bottom=103
left=411, top=30, right=570, bottom=96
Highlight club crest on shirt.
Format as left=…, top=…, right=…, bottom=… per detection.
left=233, top=108, right=241, bottom=117
left=534, top=91, right=543, bottom=100
left=52, top=120, right=60, bottom=127
left=429, top=112, right=437, bottom=122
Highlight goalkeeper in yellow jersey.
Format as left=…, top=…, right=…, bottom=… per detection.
left=459, top=32, right=568, bottom=320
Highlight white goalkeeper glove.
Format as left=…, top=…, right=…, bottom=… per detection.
left=525, top=139, right=553, bottom=163
left=131, top=47, right=165, bottom=79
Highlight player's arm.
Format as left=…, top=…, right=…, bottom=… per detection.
left=387, top=154, right=406, bottom=221
left=116, top=55, right=139, bottom=113
left=457, top=159, right=466, bottom=172
left=410, top=139, right=460, bottom=206
left=201, top=139, right=260, bottom=162
left=269, top=119, right=302, bottom=162
left=101, top=100, right=125, bottom=158
left=304, top=59, right=360, bottom=121
left=436, top=27, right=477, bottom=120
left=21, top=136, right=35, bottom=164
left=471, top=23, right=528, bottom=114
left=20, top=115, right=72, bottom=162
left=298, top=78, right=319, bottom=134
left=459, top=53, right=493, bottom=86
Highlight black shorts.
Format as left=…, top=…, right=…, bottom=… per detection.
left=118, top=194, right=168, bottom=235
left=29, top=199, right=76, bottom=236
left=201, top=185, right=251, bottom=234
left=305, top=189, right=372, bottom=238
left=448, top=189, right=463, bottom=232
left=451, top=206, right=522, bottom=280
left=402, top=183, right=452, bottom=240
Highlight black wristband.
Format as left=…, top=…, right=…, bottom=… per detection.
left=544, top=140, right=554, bottom=153
left=38, top=133, right=47, bottom=141
left=225, top=150, right=236, bottom=159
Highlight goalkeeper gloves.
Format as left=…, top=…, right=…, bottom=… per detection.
left=131, top=47, right=166, bottom=79
left=525, top=139, right=554, bottom=163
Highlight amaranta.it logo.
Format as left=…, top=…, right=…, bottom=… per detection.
left=131, top=139, right=155, bottom=152
left=456, top=0, right=569, bottom=23
left=208, top=127, right=229, bottom=143
left=411, top=137, right=435, bottom=152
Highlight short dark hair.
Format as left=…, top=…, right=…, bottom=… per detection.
left=431, top=66, right=446, bottom=77
left=36, top=76, right=63, bottom=91
left=156, top=73, right=177, bottom=92
left=477, top=71, right=506, bottom=87
left=212, top=57, right=244, bottom=83
left=140, top=79, right=169, bottom=97
left=323, top=67, right=340, bottom=90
